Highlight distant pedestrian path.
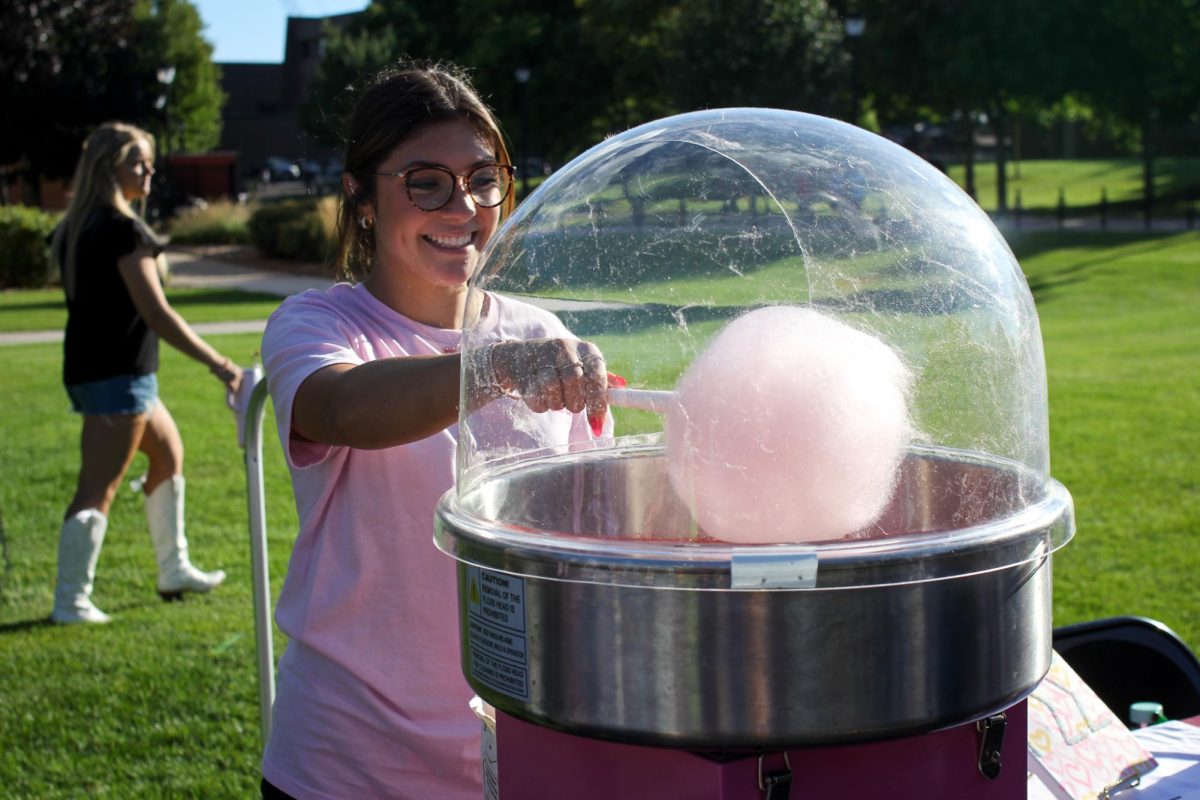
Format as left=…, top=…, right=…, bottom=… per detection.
left=0, top=246, right=626, bottom=347
left=2, top=220, right=1193, bottom=348
left=0, top=247, right=328, bottom=347
left=993, top=212, right=1196, bottom=234
left=0, top=319, right=269, bottom=347
left=167, top=246, right=332, bottom=298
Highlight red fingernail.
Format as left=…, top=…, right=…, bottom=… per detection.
left=607, top=372, right=628, bottom=388
left=589, top=413, right=603, bottom=437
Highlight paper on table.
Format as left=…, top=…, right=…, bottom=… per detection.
left=1027, top=651, right=1158, bottom=799
left=1125, top=721, right=1200, bottom=799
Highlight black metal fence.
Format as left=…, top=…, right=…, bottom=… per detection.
left=1008, top=188, right=1198, bottom=231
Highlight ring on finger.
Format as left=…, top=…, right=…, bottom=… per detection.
left=556, top=361, right=584, bottom=375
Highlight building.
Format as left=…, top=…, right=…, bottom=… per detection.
left=216, top=12, right=358, bottom=192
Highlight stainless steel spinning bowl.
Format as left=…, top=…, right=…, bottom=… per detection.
left=434, top=444, right=1073, bottom=747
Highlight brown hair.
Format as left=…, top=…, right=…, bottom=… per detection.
left=333, top=60, right=514, bottom=281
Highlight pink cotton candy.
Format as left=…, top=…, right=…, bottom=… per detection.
left=665, top=306, right=914, bottom=544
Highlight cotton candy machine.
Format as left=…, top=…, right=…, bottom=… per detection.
left=434, top=108, right=1073, bottom=797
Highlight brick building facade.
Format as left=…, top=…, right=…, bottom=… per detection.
left=216, top=12, right=358, bottom=191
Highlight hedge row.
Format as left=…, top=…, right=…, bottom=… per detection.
left=246, top=197, right=337, bottom=264
left=0, top=197, right=336, bottom=290
left=167, top=200, right=253, bottom=245
left=0, top=205, right=58, bottom=289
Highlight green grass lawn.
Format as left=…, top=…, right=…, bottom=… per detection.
left=0, top=286, right=284, bottom=333
left=0, top=331, right=296, bottom=797
left=1009, top=231, right=1200, bottom=638
left=1, top=232, right=1197, bottom=795
left=949, top=157, right=1200, bottom=213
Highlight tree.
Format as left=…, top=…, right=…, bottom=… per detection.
left=0, top=1, right=144, bottom=187
left=1069, top=0, right=1200, bottom=220
left=135, top=0, right=226, bottom=157
left=657, top=0, right=848, bottom=117
left=858, top=0, right=1076, bottom=210
left=300, top=1, right=462, bottom=150
left=0, top=0, right=223, bottom=198
left=304, top=0, right=852, bottom=168
left=298, top=23, right=401, bottom=149
left=457, top=0, right=611, bottom=169
left=302, top=0, right=611, bottom=164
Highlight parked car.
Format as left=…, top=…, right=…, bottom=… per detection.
left=296, top=159, right=323, bottom=181
left=262, top=157, right=302, bottom=183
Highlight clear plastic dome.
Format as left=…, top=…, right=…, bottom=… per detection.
left=439, top=108, right=1072, bottom=589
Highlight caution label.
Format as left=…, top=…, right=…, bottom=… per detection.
left=466, top=567, right=529, bottom=700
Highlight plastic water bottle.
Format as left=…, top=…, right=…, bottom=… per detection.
left=1129, top=701, right=1168, bottom=728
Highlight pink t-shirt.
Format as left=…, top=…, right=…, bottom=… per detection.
left=260, top=282, right=598, bottom=800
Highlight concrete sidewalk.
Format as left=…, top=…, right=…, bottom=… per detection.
left=0, top=246, right=629, bottom=347
left=4, top=217, right=1194, bottom=347
left=1, top=247, right=328, bottom=347
left=167, top=246, right=332, bottom=297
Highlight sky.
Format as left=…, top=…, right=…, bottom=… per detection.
left=192, top=0, right=371, bottom=64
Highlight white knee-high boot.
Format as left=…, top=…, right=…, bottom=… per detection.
left=145, top=475, right=226, bottom=599
left=52, top=509, right=111, bottom=624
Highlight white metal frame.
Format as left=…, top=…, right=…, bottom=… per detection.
left=241, top=375, right=275, bottom=745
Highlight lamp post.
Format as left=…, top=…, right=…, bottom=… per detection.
left=151, top=66, right=178, bottom=222
left=156, top=66, right=177, bottom=157
left=514, top=66, right=531, bottom=201
left=843, top=13, right=865, bottom=125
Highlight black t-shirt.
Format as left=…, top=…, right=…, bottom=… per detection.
left=61, top=209, right=161, bottom=385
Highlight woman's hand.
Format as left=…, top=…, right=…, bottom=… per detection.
left=211, top=357, right=244, bottom=396
left=119, top=247, right=245, bottom=398
left=486, top=338, right=609, bottom=433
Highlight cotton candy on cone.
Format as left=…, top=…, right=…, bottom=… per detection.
left=665, top=306, right=914, bottom=543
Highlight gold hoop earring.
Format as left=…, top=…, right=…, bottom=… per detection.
left=359, top=216, right=374, bottom=231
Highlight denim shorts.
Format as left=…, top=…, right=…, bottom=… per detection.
left=66, top=373, right=159, bottom=416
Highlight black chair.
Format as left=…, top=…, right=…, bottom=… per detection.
left=1053, top=615, right=1200, bottom=726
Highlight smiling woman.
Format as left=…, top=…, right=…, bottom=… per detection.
left=257, top=61, right=614, bottom=800
left=351, top=120, right=507, bottom=326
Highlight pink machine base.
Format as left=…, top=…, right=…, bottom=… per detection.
left=497, top=700, right=1027, bottom=799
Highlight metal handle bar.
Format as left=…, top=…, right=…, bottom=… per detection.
left=241, top=373, right=275, bottom=747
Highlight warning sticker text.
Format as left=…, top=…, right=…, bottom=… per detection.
left=466, top=567, right=530, bottom=700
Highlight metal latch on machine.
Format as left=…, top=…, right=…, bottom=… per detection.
left=758, top=751, right=792, bottom=799
left=976, top=712, right=1007, bottom=779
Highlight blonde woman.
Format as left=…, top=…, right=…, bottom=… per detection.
left=50, top=121, right=242, bottom=624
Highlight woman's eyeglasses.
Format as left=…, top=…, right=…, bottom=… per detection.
left=372, top=163, right=514, bottom=211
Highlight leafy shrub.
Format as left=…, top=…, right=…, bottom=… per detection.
left=247, top=197, right=337, bottom=263
left=0, top=204, right=59, bottom=289
left=168, top=200, right=253, bottom=245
